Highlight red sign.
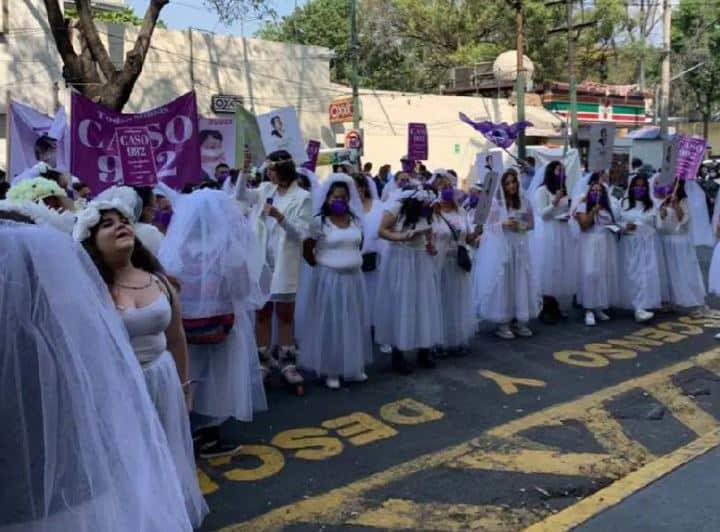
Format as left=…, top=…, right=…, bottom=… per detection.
left=344, top=129, right=362, bottom=151
left=329, top=96, right=354, bottom=124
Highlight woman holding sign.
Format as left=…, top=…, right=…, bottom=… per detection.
left=655, top=179, right=707, bottom=310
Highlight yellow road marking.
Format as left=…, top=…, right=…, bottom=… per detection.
left=524, top=428, right=720, bottom=532
left=643, top=381, right=720, bottom=436
left=349, top=498, right=546, bottom=531
left=581, top=406, right=656, bottom=466
left=449, top=448, right=629, bottom=478
left=479, top=370, right=547, bottom=395
left=224, top=348, right=720, bottom=531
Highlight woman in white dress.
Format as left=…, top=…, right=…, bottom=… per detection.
left=618, top=175, right=662, bottom=322
left=654, top=179, right=706, bottom=309
left=233, top=150, right=312, bottom=387
left=433, top=176, right=480, bottom=353
left=533, top=161, right=577, bottom=323
left=159, top=189, right=268, bottom=458
left=74, top=195, right=208, bottom=528
left=352, top=173, right=385, bottom=331
left=473, top=169, right=541, bottom=339
left=574, top=181, right=621, bottom=326
left=375, top=185, right=443, bottom=373
left=296, top=174, right=372, bottom=389
left=1, top=210, right=193, bottom=532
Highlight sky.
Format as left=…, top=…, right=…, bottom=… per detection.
left=126, top=0, right=307, bottom=36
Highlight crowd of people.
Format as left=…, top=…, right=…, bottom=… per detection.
left=2, top=147, right=720, bottom=530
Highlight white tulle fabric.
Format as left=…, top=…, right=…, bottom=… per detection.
left=0, top=221, right=191, bottom=532
left=709, top=187, right=720, bottom=295
left=433, top=209, right=475, bottom=347
left=686, top=180, right=714, bottom=247
left=471, top=185, right=542, bottom=324
left=159, top=189, right=268, bottom=421
left=618, top=205, right=663, bottom=311
left=574, top=204, right=621, bottom=310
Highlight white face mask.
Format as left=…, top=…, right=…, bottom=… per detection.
left=201, top=148, right=224, bottom=159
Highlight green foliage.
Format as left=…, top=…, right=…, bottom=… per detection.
left=64, top=6, right=166, bottom=29
left=671, top=0, right=720, bottom=123
left=255, top=0, right=662, bottom=92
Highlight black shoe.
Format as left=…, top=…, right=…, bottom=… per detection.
left=417, top=348, right=437, bottom=369
left=199, top=441, right=243, bottom=460
left=192, top=426, right=220, bottom=456
left=391, top=349, right=413, bottom=375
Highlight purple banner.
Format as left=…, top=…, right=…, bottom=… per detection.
left=675, top=134, right=707, bottom=180
left=407, top=123, right=428, bottom=161
left=301, top=140, right=321, bottom=172
left=71, top=92, right=201, bottom=192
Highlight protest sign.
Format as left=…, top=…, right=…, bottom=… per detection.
left=257, top=107, right=308, bottom=163
left=235, top=106, right=265, bottom=171
left=659, top=139, right=679, bottom=186
left=587, top=123, right=615, bottom=172
left=71, top=91, right=201, bottom=191
left=407, top=123, right=428, bottom=161
left=9, top=101, right=70, bottom=178
left=675, top=134, right=707, bottom=180
left=198, top=116, right=235, bottom=180
left=302, top=140, right=321, bottom=172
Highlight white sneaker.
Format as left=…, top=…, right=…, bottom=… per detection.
left=380, top=344, right=393, bottom=354
left=634, top=309, right=654, bottom=323
left=595, top=309, right=610, bottom=321
left=325, top=377, right=341, bottom=389
left=714, top=332, right=720, bottom=341
left=495, top=325, right=515, bottom=340
left=585, top=311, right=596, bottom=327
left=346, top=372, right=368, bottom=383
left=513, top=324, right=533, bottom=337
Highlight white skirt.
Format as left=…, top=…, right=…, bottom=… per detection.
left=660, top=234, right=707, bottom=307
left=143, top=352, right=208, bottom=529
left=478, top=232, right=541, bottom=324
left=619, top=232, right=663, bottom=310
left=709, top=242, right=720, bottom=296
left=538, top=219, right=578, bottom=298
left=438, top=255, right=475, bottom=347
left=577, top=229, right=620, bottom=310
left=188, top=310, right=267, bottom=423
left=373, top=244, right=443, bottom=350
left=296, top=266, right=372, bottom=378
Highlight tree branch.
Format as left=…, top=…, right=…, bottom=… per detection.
left=43, top=0, right=83, bottom=82
left=111, top=0, right=169, bottom=107
left=75, top=0, right=117, bottom=80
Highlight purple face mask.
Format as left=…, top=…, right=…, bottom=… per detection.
left=440, top=187, right=455, bottom=202
left=468, top=196, right=479, bottom=208
left=654, top=185, right=670, bottom=197
left=153, top=209, right=173, bottom=228
left=328, top=198, right=349, bottom=216
left=587, top=191, right=600, bottom=205
left=632, top=186, right=647, bottom=200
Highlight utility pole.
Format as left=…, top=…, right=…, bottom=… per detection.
left=659, top=0, right=671, bottom=138
left=514, top=1, right=526, bottom=160
left=639, top=0, right=646, bottom=92
left=547, top=0, right=594, bottom=148
left=566, top=0, right=577, bottom=148
left=350, top=0, right=360, bottom=130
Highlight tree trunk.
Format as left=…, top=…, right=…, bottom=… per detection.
left=703, top=112, right=710, bottom=141
left=43, top=0, right=169, bottom=111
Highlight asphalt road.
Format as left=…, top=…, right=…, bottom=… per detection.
left=196, top=302, right=720, bottom=531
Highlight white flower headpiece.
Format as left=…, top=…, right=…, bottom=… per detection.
left=72, top=194, right=136, bottom=242
left=0, top=199, right=76, bottom=233
left=8, top=177, right=66, bottom=203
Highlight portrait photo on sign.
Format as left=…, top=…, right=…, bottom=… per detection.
left=257, top=107, right=308, bottom=164
left=198, top=117, right=236, bottom=181
left=588, top=123, right=615, bottom=173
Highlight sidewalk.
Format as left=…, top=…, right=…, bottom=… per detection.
left=576, top=445, right=720, bottom=532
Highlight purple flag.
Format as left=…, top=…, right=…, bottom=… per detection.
left=302, top=140, right=321, bottom=172
left=407, top=123, right=428, bottom=161
left=674, top=134, right=707, bottom=180
left=71, top=92, right=201, bottom=192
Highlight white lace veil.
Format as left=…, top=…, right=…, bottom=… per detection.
left=159, top=189, right=269, bottom=317
left=0, top=221, right=191, bottom=532
left=685, top=179, right=714, bottom=247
